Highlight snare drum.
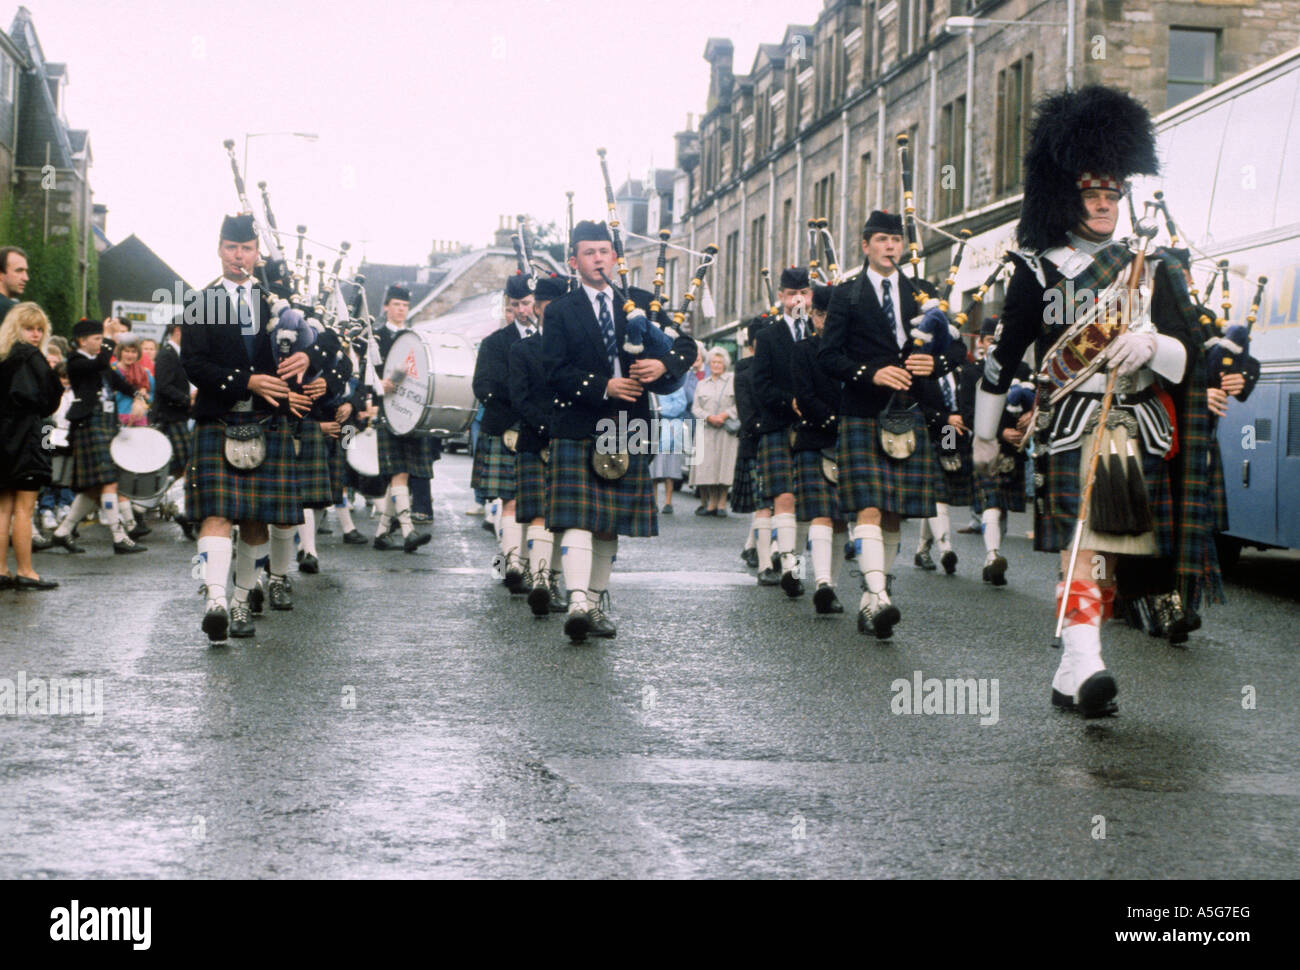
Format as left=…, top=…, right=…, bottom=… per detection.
left=382, top=329, right=476, bottom=436
left=110, top=427, right=173, bottom=507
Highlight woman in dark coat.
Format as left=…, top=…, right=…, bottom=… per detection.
left=0, top=302, right=64, bottom=589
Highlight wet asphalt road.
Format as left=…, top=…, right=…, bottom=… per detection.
left=1, top=453, right=1297, bottom=879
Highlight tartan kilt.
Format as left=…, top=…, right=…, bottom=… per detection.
left=793, top=448, right=841, bottom=521
left=757, top=430, right=795, bottom=500
left=296, top=420, right=334, bottom=509
left=471, top=432, right=517, bottom=500
left=729, top=455, right=759, bottom=513
left=68, top=411, right=120, bottom=492
left=514, top=450, right=549, bottom=523
left=1207, top=446, right=1228, bottom=532
left=932, top=442, right=975, bottom=507
left=836, top=414, right=940, bottom=518
left=546, top=437, right=657, bottom=538
left=158, top=419, right=192, bottom=476
left=973, top=461, right=1027, bottom=514
left=377, top=423, right=438, bottom=478
left=187, top=416, right=304, bottom=526
left=1034, top=444, right=1173, bottom=554
left=325, top=435, right=346, bottom=506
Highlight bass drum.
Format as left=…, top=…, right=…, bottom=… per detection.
left=110, top=427, right=174, bottom=507
left=382, top=329, right=476, bottom=436
left=344, top=426, right=387, bottom=498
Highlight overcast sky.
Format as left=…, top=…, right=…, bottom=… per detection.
left=17, top=0, right=825, bottom=287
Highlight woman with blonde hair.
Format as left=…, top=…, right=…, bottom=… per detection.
left=689, top=345, right=739, bottom=515
left=0, top=303, right=64, bottom=588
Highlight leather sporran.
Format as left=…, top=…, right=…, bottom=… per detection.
left=939, top=452, right=962, bottom=473
left=591, top=447, right=630, bottom=481
left=820, top=449, right=839, bottom=484
left=502, top=428, right=519, bottom=452
left=878, top=395, right=917, bottom=461
left=223, top=421, right=267, bottom=471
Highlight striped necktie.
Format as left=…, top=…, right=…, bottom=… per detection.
left=597, top=292, right=617, bottom=370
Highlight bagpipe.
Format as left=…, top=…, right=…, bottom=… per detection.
left=1203, top=264, right=1266, bottom=401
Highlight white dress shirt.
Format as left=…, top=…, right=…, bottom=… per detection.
left=581, top=281, right=622, bottom=379
left=865, top=266, right=907, bottom=348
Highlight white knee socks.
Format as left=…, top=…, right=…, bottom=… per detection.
left=101, top=493, right=126, bottom=542
left=744, top=514, right=758, bottom=551
left=233, top=537, right=264, bottom=602
left=526, top=524, right=553, bottom=580
left=983, top=508, right=1002, bottom=556
left=335, top=503, right=355, bottom=534
left=854, top=523, right=887, bottom=605
left=269, top=525, right=296, bottom=577
left=54, top=493, right=96, bottom=537
left=755, top=513, right=773, bottom=570
left=773, top=512, right=797, bottom=573
left=930, top=503, right=952, bottom=554
left=198, top=535, right=233, bottom=607
left=560, top=530, right=593, bottom=612
left=809, top=523, right=833, bottom=586
left=392, top=485, right=413, bottom=537
left=298, top=512, right=317, bottom=557
left=501, top=510, right=523, bottom=568
left=590, top=537, right=617, bottom=595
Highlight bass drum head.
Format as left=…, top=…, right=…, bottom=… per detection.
left=382, top=329, right=476, bottom=436
left=345, top=426, right=381, bottom=477
left=110, top=427, right=173, bottom=503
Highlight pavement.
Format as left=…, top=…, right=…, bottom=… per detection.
left=1, top=453, right=1297, bottom=879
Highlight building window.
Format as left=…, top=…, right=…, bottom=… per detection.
left=1168, top=28, right=1218, bottom=108
left=750, top=214, right=767, bottom=303
left=937, top=96, right=966, bottom=219
left=995, top=54, right=1033, bottom=196
left=724, top=230, right=740, bottom=318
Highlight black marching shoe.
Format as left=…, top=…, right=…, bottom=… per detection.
left=1074, top=671, right=1119, bottom=718
left=299, top=553, right=320, bottom=574
left=940, top=550, right=958, bottom=575
left=343, top=529, right=367, bottom=545
left=249, top=579, right=266, bottom=615
left=128, top=521, right=151, bottom=540
left=813, top=584, right=843, bottom=614
left=202, top=603, right=229, bottom=644
left=586, top=592, right=616, bottom=638
left=757, top=567, right=781, bottom=587
left=403, top=531, right=432, bottom=553
left=982, top=553, right=1008, bottom=586
left=527, top=574, right=552, bottom=617
left=0, top=574, right=11, bottom=590
left=114, top=538, right=148, bottom=554
left=547, top=573, right=567, bottom=613
left=373, top=532, right=402, bottom=551
left=563, top=599, right=591, bottom=643
left=49, top=533, right=85, bottom=554
left=269, top=575, right=293, bottom=611
left=868, top=600, right=901, bottom=640
left=504, top=558, right=528, bottom=594
left=174, top=514, right=198, bottom=541
left=229, top=600, right=255, bottom=638
left=30, top=532, right=54, bottom=552
left=844, top=540, right=856, bottom=561
left=780, top=570, right=805, bottom=598
left=740, top=547, right=759, bottom=569
left=914, top=549, right=937, bottom=571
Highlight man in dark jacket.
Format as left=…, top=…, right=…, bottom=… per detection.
left=150, top=320, right=196, bottom=538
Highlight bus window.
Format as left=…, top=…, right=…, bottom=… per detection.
left=1210, top=74, right=1298, bottom=239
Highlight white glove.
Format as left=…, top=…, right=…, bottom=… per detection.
left=972, top=436, right=999, bottom=476
left=1106, top=332, right=1157, bottom=376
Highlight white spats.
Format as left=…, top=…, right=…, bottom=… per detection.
left=375, top=485, right=394, bottom=535
left=298, top=512, right=317, bottom=557
left=560, top=530, right=593, bottom=612
left=590, top=536, right=617, bottom=592
left=233, top=537, right=264, bottom=600
left=197, top=535, right=232, bottom=608
left=755, top=513, right=773, bottom=571
left=500, top=511, right=523, bottom=566
left=930, top=503, right=953, bottom=553
left=854, top=523, right=888, bottom=598
left=982, top=508, right=1002, bottom=554
left=809, top=523, right=834, bottom=586
left=269, top=525, right=296, bottom=576
left=744, top=515, right=758, bottom=551
left=335, top=503, right=355, bottom=534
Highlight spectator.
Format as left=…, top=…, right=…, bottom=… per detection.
left=0, top=246, right=29, bottom=320
left=689, top=346, right=738, bottom=516
left=138, top=337, right=158, bottom=375
left=112, top=334, right=153, bottom=426
left=0, top=302, right=64, bottom=589
left=649, top=384, right=689, bottom=513
left=36, top=361, right=73, bottom=532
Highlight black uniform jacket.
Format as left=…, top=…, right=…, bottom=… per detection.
left=790, top=333, right=840, bottom=452
left=182, top=281, right=334, bottom=421
left=507, top=332, right=551, bottom=455
left=540, top=286, right=696, bottom=440
left=67, top=340, right=135, bottom=424
left=0, top=342, right=63, bottom=486
left=733, top=355, right=761, bottom=461
left=818, top=270, right=948, bottom=419
left=150, top=341, right=192, bottom=424
left=473, top=323, right=523, bottom=436
left=752, top=316, right=803, bottom=434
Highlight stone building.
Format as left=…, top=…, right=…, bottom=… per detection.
left=633, top=0, right=1300, bottom=341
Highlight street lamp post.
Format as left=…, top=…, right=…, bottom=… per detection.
left=243, top=131, right=320, bottom=178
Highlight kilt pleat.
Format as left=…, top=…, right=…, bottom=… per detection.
left=1206, top=446, right=1228, bottom=532
left=932, top=440, right=975, bottom=507
left=973, top=456, right=1026, bottom=514
left=187, top=416, right=304, bottom=525
left=296, top=420, right=334, bottom=509
left=836, top=414, right=940, bottom=518
left=793, top=448, right=841, bottom=521
left=68, top=411, right=119, bottom=492
left=1034, top=443, right=1173, bottom=554
left=325, top=435, right=346, bottom=506
left=377, top=423, right=438, bottom=478
left=729, top=455, right=759, bottom=513
left=756, top=430, right=795, bottom=500
left=514, top=450, right=549, bottom=523
left=159, top=419, right=192, bottom=476
left=546, top=437, right=657, bottom=538
left=471, top=433, right=517, bottom=500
